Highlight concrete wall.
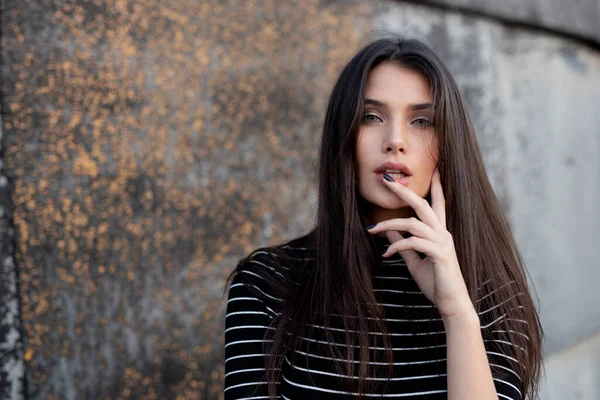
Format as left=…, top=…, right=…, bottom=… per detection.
left=373, top=3, right=600, bottom=397
left=1, top=0, right=598, bottom=398
left=422, top=0, right=600, bottom=44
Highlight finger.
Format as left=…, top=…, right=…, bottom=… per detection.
left=430, top=168, right=446, bottom=230
left=368, top=216, right=439, bottom=243
left=382, top=236, right=439, bottom=259
left=384, top=230, right=422, bottom=265
left=381, top=174, right=443, bottom=231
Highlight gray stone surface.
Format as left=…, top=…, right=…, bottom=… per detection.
left=0, top=106, right=25, bottom=399
left=374, top=1, right=600, bottom=356
left=497, top=34, right=600, bottom=356
left=539, top=332, right=600, bottom=399
left=1, top=0, right=598, bottom=398
left=421, top=0, right=600, bottom=45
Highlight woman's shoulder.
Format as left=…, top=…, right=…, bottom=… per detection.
left=274, top=232, right=316, bottom=261
left=228, top=232, right=314, bottom=303
left=240, top=231, right=314, bottom=271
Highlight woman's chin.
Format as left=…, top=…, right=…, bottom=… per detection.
left=371, top=198, right=410, bottom=211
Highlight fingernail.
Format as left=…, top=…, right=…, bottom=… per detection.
left=382, top=172, right=394, bottom=182
left=364, top=224, right=376, bottom=230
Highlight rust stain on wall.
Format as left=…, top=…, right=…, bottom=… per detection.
left=2, top=0, right=373, bottom=398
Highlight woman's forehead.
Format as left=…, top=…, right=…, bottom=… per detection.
left=364, top=64, right=432, bottom=108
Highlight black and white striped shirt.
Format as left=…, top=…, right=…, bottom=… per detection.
left=224, top=233, right=523, bottom=399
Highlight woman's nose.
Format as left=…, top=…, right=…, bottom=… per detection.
left=385, top=123, right=406, bottom=153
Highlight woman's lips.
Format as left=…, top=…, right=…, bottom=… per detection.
left=375, top=172, right=410, bottom=186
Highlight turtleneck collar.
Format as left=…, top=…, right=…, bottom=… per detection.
left=372, top=233, right=391, bottom=249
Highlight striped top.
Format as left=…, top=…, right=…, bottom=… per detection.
left=224, top=233, right=523, bottom=399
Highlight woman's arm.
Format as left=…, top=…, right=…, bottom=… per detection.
left=444, top=307, right=499, bottom=400
left=444, top=306, right=523, bottom=400
left=369, top=172, right=524, bottom=398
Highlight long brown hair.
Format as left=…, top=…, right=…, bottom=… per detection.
left=225, top=35, right=543, bottom=399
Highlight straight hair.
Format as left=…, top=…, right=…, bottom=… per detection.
left=225, top=35, right=543, bottom=399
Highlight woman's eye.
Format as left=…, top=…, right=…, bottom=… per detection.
left=412, top=118, right=433, bottom=127
left=362, top=113, right=382, bottom=123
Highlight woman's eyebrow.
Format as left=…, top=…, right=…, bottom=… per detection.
left=364, top=99, right=432, bottom=111
left=407, top=102, right=433, bottom=111
left=364, top=98, right=387, bottom=107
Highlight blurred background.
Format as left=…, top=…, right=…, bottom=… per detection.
left=1, top=0, right=599, bottom=399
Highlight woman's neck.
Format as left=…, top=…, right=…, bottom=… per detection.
left=368, top=206, right=416, bottom=237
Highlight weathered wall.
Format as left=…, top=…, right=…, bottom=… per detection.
left=373, top=1, right=600, bottom=355
left=0, top=104, right=25, bottom=399
left=373, top=3, right=600, bottom=397
left=1, top=0, right=598, bottom=399
left=0, top=0, right=371, bottom=398
left=421, top=0, right=600, bottom=45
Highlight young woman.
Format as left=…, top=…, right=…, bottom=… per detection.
left=223, top=36, right=543, bottom=399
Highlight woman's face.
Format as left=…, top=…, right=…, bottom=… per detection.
left=355, top=63, right=439, bottom=223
